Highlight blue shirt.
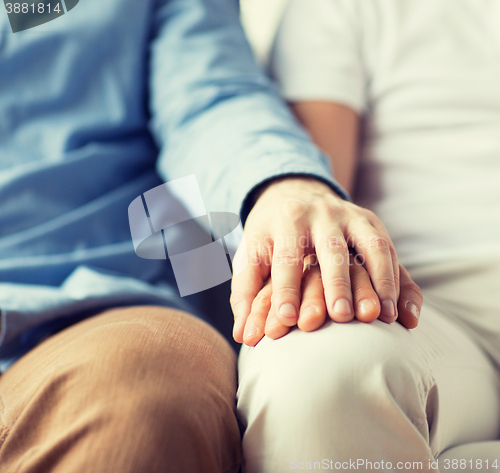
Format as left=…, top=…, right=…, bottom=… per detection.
left=0, top=0, right=348, bottom=371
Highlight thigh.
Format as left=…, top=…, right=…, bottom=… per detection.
left=237, top=301, right=500, bottom=463
left=0, top=305, right=237, bottom=418
left=409, top=256, right=500, bottom=371
left=0, top=306, right=241, bottom=473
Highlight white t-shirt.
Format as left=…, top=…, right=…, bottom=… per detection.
left=271, top=0, right=500, bottom=267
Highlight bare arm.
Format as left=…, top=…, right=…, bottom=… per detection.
left=291, top=101, right=359, bottom=195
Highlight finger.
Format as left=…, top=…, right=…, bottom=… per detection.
left=346, top=218, right=398, bottom=323
left=396, top=265, right=423, bottom=330
left=370, top=219, right=401, bottom=302
left=313, top=226, right=354, bottom=322
left=270, top=202, right=308, bottom=327
left=264, top=305, right=292, bottom=340
left=349, top=254, right=381, bottom=323
left=243, top=279, right=273, bottom=346
left=231, top=240, right=271, bottom=343
left=298, top=255, right=327, bottom=331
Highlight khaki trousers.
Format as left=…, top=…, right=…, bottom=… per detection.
left=0, top=306, right=242, bottom=473
left=237, top=257, right=500, bottom=473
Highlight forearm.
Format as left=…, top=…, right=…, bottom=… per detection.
left=290, top=101, right=360, bottom=195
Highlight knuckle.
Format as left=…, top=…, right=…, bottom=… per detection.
left=347, top=218, right=371, bottom=236
left=376, top=275, right=397, bottom=291
left=277, top=199, right=307, bottom=221
left=317, top=250, right=349, bottom=268
left=393, top=273, right=401, bottom=289
left=318, top=236, right=348, bottom=252
left=363, top=209, right=379, bottom=223
left=229, top=294, right=246, bottom=311
left=327, top=236, right=349, bottom=250
left=304, top=269, right=323, bottom=285
left=229, top=292, right=244, bottom=307
left=388, top=243, right=398, bottom=260
left=276, top=283, right=300, bottom=294
left=325, top=276, right=351, bottom=292
left=273, top=249, right=302, bottom=267
left=312, top=199, right=338, bottom=217
left=352, top=282, right=370, bottom=295
left=251, top=292, right=269, bottom=309
left=404, top=283, right=423, bottom=301
left=303, top=276, right=323, bottom=293
left=273, top=284, right=300, bottom=300
left=350, top=268, right=370, bottom=288
left=366, top=234, right=389, bottom=250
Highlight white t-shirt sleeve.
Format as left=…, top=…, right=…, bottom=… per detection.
left=270, top=0, right=367, bottom=113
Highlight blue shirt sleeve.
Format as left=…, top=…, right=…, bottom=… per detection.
left=0, top=0, right=351, bottom=372
left=149, top=0, right=350, bottom=228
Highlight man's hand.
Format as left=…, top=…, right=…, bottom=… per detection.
left=231, top=177, right=423, bottom=345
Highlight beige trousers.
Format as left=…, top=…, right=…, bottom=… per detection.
left=237, top=257, right=500, bottom=473
left=0, top=306, right=242, bottom=473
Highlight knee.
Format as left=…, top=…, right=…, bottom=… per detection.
left=238, top=321, right=434, bottom=469
left=77, top=305, right=237, bottom=406
left=61, top=306, right=241, bottom=471
left=239, top=319, right=426, bottom=424
left=75, top=305, right=237, bottom=391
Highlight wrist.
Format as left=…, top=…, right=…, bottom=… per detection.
left=254, top=175, right=341, bottom=204
left=241, top=174, right=347, bottom=227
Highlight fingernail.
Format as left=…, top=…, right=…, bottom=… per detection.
left=301, top=306, right=318, bottom=318
left=244, top=326, right=259, bottom=339
left=381, top=300, right=396, bottom=319
left=333, top=298, right=353, bottom=316
left=406, top=301, right=420, bottom=321
left=279, top=303, right=297, bottom=319
left=357, top=298, right=376, bottom=315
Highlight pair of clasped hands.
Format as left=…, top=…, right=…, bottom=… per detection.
left=231, top=177, right=423, bottom=346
